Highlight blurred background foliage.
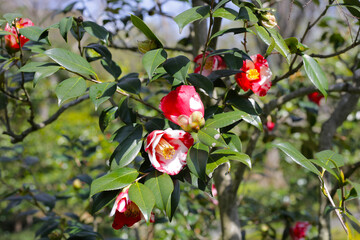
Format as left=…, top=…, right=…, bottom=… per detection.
left=0, top=0, right=359, bottom=239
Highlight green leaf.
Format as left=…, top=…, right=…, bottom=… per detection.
left=90, top=168, right=138, bottom=197
left=211, top=149, right=251, bottom=168
left=83, top=21, right=109, bottom=43
left=129, top=182, right=155, bottom=223
left=91, top=190, right=118, bottom=214
left=110, top=140, right=143, bottom=169
left=268, top=28, right=291, bottom=64
left=113, top=124, right=143, bottom=145
left=145, top=172, right=174, bottom=211
left=3, top=13, right=22, bottom=25
left=145, top=118, right=165, bottom=133
left=214, top=0, right=231, bottom=11
left=118, top=73, right=141, bottom=94
left=227, top=95, right=262, bottom=115
left=55, top=77, right=86, bottom=105
left=99, top=106, right=118, bottom=132
left=348, top=180, right=360, bottom=197
left=309, top=159, right=339, bottom=180
left=302, top=54, right=328, bottom=98
left=274, top=142, right=320, bottom=175
left=19, top=26, right=50, bottom=45
left=198, top=127, right=228, bottom=148
left=315, top=150, right=344, bottom=168
left=205, top=111, right=244, bottom=128
left=163, top=55, right=190, bottom=82
left=187, top=73, right=214, bottom=96
left=33, top=65, right=60, bottom=86
left=166, top=179, right=180, bottom=221
left=206, top=155, right=229, bottom=178
left=236, top=7, right=258, bottom=22
left=142, top=49, right=167, bottom=80
left=85, top=43, right=112, bottom=61
left=223, top=133, right=242, bottom=152
left=118, top=97, right=136, bottom=125
left=174, top=6, right=211, bottom=32
left=210, top=28, right=247, bottom=42
left=59, top=17, right=73, bottom=42
left=186, top=143, right=209, bottom=181
left=130, top=15, right=163, bottom=48
left=89, top=82, right=117, bottom=110
left=44, top=48, right=96, bottom=77
left=101, top=59, right=122, bottom=80
left=213, top=7, right=238, bottom=20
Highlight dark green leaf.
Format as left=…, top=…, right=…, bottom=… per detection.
left=129, top=182, right=155, bottom=222
left=83, top=21, right=109, bottom=43
left=145, top=172, right=174, bottom=211
left=85, top=43, right=112, bottom=61
left=55, top=77, right=86, bottom=105
left=236, top=7, right=258, bottom=22
left=166, top=179, right=180, bottom=222
left=110, top=140, right=143, bottom=169
left=206, top=155, right=229, bottom=178
left=118, top=73, right=141, bottom=94
left=118, top=97, right=136, bottom=124
left=214, top=0, right=231, bottom=11
left=89, top=82, right=117, bottom=110
left=210, top=28, right=247, bottom=42
left=130, top=15, right=163, bottom=48
left=188, top=73, right=214, bottom=95
left=91, top=190, right=118, bottom=214
left=113, top=124, right=143, bottom=145
left=227, top=95, right=262, bottom=115
left=212, top=149, right=251, bottom=168
left=145, top=118, right=165, bottom=132
left=198, top=127, right=228, bottom=148
left=101, top=58, right=122, bottom=80
left=163, top=55, right=190, bottom=82
left=99, top=106, right=118, bottom=132
left=274, top=142, right=321, bottom=175
left=302, top=54, right=328, bottom=98
left=174, top=6, right=211, bottom=32
left=186, top=143, right=209, bottom=181
left=59, top=17, right=73, bottom=42
left=90, top=168, right=138, bottom=197
left=142, top=48, right=167, bottom=80
left=268, top=28, right=291, bottom=64
left=223, top=133, right=242, bottom=152
left=45, top=48, right=96, bottom=77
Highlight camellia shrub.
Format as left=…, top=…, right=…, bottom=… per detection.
left=0, top=0, right=360, bottom=239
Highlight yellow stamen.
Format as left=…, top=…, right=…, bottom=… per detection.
left=124, top=203, right=140, bottom=218
left=203, top=59, right=213, bottom=70
left=246, top=69, right=259, bottom=81
left=155, top=138, right=175, bottom=160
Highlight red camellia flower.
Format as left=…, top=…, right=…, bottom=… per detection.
left=194, top=51, right=226, bottom=77
left=4, top=18, right=34, bottom=51
left=235, top=54, right=272, bottom=97
left=110, top=186, right=154, bottom=230
left=290, top=221, right=310, bottom=240
left=160, top=85, right=205, bottom=132
left=307, top=92, right=324, bottom=105
left=266, top=121, right=275, bottom=131
left=145, top=128, right=194, bottom=175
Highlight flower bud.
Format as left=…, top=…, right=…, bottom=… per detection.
left=261, top=12, right=277, bottom=29
left=137, top=39, right=157, bottom=54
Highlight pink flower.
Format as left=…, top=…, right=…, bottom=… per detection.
left=235, top=54, right=272, bottom=97
left=4, top=18, right=34, bottom=51
left=110, top=186, right=154, bottom=230
left=290, top=221, right=310, bottom=240
left=145, top=128, right=194, bottom=175
left=266, top=121, right=275, bottom=131
left=194, top=52, right=226, bottom=77
left=210, top=184, right=218, bottom=205
left=307, top=92, right=323, bottom=105
left=160, top=85, right=205, bottom=132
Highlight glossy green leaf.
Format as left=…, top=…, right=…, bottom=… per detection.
left=212, top=149, right=251, bottom=168
left=83, top=21, right=109, bottom=43
left=89, top=82, right=117, bottom=110
left=309, top=159, right=339, bottom=180
left=113, top=124, right=143, bottom=145
left=33, top=65, right=60, bottom=86
left=91, top=190, right=118, bottom=214
left=145, top=118, right=165, bottom=133
left=210, top=28, right=247, bottom=42
left=3, top=13, right=22, bottom=25
left=214, top=0, right=231, bottom=11
left=187, top=73, right=214, bottom=95
left=223, top=133, right=242, bottom=152
left=55, top=77, right=86, bottom=105
left=85, top=43, right=112, bottom=61
left=99, top=106, right=118, bottom=132
left=110, top=140, right=143, bottom=169
left=205, top=110, right=258, bottom=129
left=198, top=127, right=228, bottom=148
left=186, top=143, right=209, bottom=181
left=145, top=172, right=174, bottom=211
left=274, top=142, right=320, bottom=175
left=213, top=7, right=238, bottom=20
left=315, top=150, right=344, bottom=168
left=206, top=155, right=229, bottom=178
left=142, top=48, right=167, bottom=80
left=90, top=167, right=138, bottom=197
left=130, top=15, right=163, bottom=48
left=348, top=180, right=360, bottom=197
left=227, top=95, right=262, bottom=115
left=19, top=26, right=49, bottom=45
left=268, top=28, right=291, bottom=64
left=129, top=182, right=155, bottom=223
left=174, top=6, right=210, bottom=32
left=101, top=59, right=122, bottom=80
left=44, top=48, right=96, bottom=77
left=59, top=17, right=73, bottom=42
left=118, top=97, right=136, bottom=125
left=163, top=55, right=190, bottom=82
left=302, top=54, right=328, bottom=98
left=118, top=73, right=141, bottom=94
left=166, top=179, right=180, bottom=222
left=239, top=110, right=263, bottom=131
left=236, top=7, right=258, bottom=22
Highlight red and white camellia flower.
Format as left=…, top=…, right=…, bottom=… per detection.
left=194, top=51, right=226, bottom=77
left=307, top=92, right=324, bottom=106
left=145, top=128, right=194, bottom=175
left=160, top=85, right=205, bottom=132
left=235, top=54, right=272, bottom=97
left=4, top=18, right=34, bottom=51
left=110, top=186, right=155, bottom=230
left=290, top=221, right=311, bottom=240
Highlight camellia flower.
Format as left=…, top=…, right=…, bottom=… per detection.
left=235, top=54, right=272, bottom=97
left=145, top=128, right=194, bottom=175
left=290, top=221, right=310, bottom=240
left=266, top=121, right=275, bottom=131
left=160, top=85, right=205, bottom=132
left=194, top=51, right=226, bottom=77
left=210, top=183, right=218, bottom=205
left=4, top=18, right=34, bottom=51
left=307, top=92, right=324, bottom=105
left=110, top=186, right=154, bottom=230
left=261, top=12, right=277, bottom=29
